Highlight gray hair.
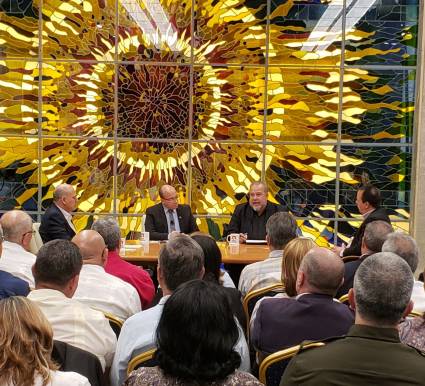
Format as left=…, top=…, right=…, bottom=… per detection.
left=0, top=210, right=33, bottom=244
left=266, top=212, right=297, bottom=250
left=363, top=220, right=393, bottom=253
left=91, top=217, right=121, bottom=251
left=53, top=184, right=74, bottom=202
left=354, top=252, right=413, bottom=325
left=382, top=232, right=419, bottom=273
left=250, top=181, right=268, bottom=194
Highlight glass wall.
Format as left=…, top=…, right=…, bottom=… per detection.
left=0, top=0, right=418, bottom=244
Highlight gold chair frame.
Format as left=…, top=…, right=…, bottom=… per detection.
left=127, top=348, right=157, bottom=375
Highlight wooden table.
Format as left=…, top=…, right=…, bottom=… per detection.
left=122, top=241, right=270, bottom=265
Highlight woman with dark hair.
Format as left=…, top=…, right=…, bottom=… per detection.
left=125, top=280, right=263, bottom=386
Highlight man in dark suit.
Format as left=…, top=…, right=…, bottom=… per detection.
left=144, top=185, right=198, bottom=241
left=251, top=247, right=354, bottom=362
left=334, top=184, right=391, bottom=257
left=39, top=184, right=77, bottom=243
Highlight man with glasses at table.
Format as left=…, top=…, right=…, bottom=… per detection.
left=145, top=185, right=199, bottom=241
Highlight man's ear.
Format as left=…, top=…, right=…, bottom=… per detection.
left=295, top=270, right=304, bottom=294
left=348, top=288, right=356, bottom=310
left=402, top=300, right=414, bottom=319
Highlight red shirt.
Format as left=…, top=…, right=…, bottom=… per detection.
left=104, top=250, right=155, bottom=309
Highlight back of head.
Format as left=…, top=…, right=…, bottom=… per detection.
left=266, top=212, right=297, bottom=250
left=282, top=237, right=316, bottom=297
left=92, top=217, right=121, bottom=251
left=72, top=230, right=106, bottom=264
left=159, top=234, right=204, bottom=291
left=0, top=210, right=33, bottom=245
left=191, top=234, right=222, bottom=284
left=156, top=280, right=240, bottom=383
left=33, top=240, right=82, bottom=288
left=0, top=296, right=56, bottom=386
left=363, top=220, right=393, bottom=253
left=299, top=247, right=344, bottom=296
left=382, top=232, right=419, bottom=273
left=360, top=184, right=381, bottom=208
left=354, top=252, right=413, bottom=326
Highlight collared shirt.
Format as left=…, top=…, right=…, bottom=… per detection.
left=362, top=208, right=375, bottom=219
left=73, top=264, right=142, bottom=321
left=28, top=289, right=116, bottom=371
left=0, top=240, right=36, bottom=287
left=0, top=270, right=30, bottom=299
left=238, top=249, right=283, bottom=298
left=110, top=295, right=250, bottom=386
left=105, top=250, right=155, bottom=309
left=57, top=204, right=76, bottom=232
left=162, top=205, right=181, bottom=233
left=411, top=280, right=425, bottom=312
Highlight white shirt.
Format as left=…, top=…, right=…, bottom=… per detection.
left=28, top=289, right=116, bottom=370
left=73, top=264, right=141, bottom=321
left=222, top=270, right=236, bottom=288
left=411, top=280, right=425, bottom=312
left=31, top=370, right=90, bottom=386
left=57, top=205, right=76, bottom=232
left=0, top=241, right=36, bottom=287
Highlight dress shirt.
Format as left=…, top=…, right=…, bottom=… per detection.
left=105, top=250, right=155, bottom=309
left=162, top=205, right=181, bottom=233
left=57, top=205, right=76, bottom=232
left=0, top=269, right=30, bottom=299
left=28, top=289, right=116, bottom=370
left=0, top=240, right=36, bottom=287
left=238, top=249, right=283, bottom=297
left=222, top=270, right=236, bottom=288
left=30, top=370, right=90, bottom=386
left=74, top=264, right=141, bottom=321
left=110, top=295, right=250, bottom=386
left=411, top=280, right=425, bottom=312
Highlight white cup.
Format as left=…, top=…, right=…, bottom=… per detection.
left=226, top=233, right=240, bottom=245
left=120, top=237, right=126, bottom=253
left=140, top=231, right=150, bottom=244
left=229, top=244, right=240, bottom=255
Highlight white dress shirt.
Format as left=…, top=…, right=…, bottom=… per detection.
left=74, top=264, right=142, bottom=321
left=0, top=240, right=36, bottom=287
left=28, top=289, right=116, bottom=370
left=31, top=370, right=90, bottom=386
left=57, top=205, right=76, bottom=232
left=110, top=295, right=250, bottom=386
left=411, top=280, right=425, bottom=312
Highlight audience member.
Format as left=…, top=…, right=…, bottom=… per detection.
left=39, top=184, right=77, bottom=243
left=226, top=181, right=287, bottom=242
left=28, top=239, right=116, bottom=370
left=144, top=184, right=199, bottom=240
left=92, top=217, right=155, bottom=309
left=238, top=211, right=297, bottom=297
left=0, top=296, right=90, bottom=386
left=72, top=230, right=141, bottom=320
left=111, top=234, right=250, bottom=386
left=336, top=220, right=393, bottom=298
left=125, top=280, right=263, bottom=386
left=251, top=248, right=353, bottom=362
left=281, top=252, right=425, bottom=386
left=0, top=210, right=36, bottom=287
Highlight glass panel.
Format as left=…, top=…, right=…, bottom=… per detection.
left=196, top=216, right=230, bottom=240
left=344, top=1, right=419, bottom=66
left=269, top=0, right=343, bottom=66
left=41, top=138, right=114, bottom=213
left=0, top=60, right=38, bottom=135
left=117, top=215, right=150, bottom=239
left=341, top=69, right=415, bottom=144
left=0, top=136, right=38, bottom=211
left=266, top=67, right=340, bottom=142
left=116, top=140, right=189, bottom=214
left=42, top=0, right=116, bottom=60
left=42, top=62, right=114, bottom=137
left=298, top=219, right=335, bottom=248
left=191, top=142, right=264, bottom=215
left=118, top=64, right=191, bottom=139
left=338, top=145, right=411, bottom=220
left=194, top=0, right=267, bottom=65
left=193, top=65, right=266, bottom=141
left=118, top=0, right=191, bottom=63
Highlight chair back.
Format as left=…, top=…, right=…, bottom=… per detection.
left=259, top=342, right=325, bottom=386
left=127, top=348, right=157, bottom=374
left=29, top=222, right=43, bottom=254
left=342, top=255, right=359, bottom=263
left=103, top=312, right=123, bottom=338
left=408, top=310, right=424, bottom=318
left=338, top=293, right=349, bottom=305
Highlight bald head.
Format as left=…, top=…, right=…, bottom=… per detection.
left=72, top=230, right=107, bottom=266
left=297, top=247, right=344, bottom=296
left=159, top=184, right=179, bottom=210
left=1, top=210, right=33, bottom=247
left=53, top=184, right=77, bottom=213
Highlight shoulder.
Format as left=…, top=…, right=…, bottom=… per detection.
left=233, top=202, right=249, bottom=213
left=126, top=366, right=163, bottom=385
left=146, top=203, right=161, bottom=214
left=266, top=201, right=285, bottom=212
left=368, top=207, right=390, bottom=222
left=228, top=370, right=264, bottom=385
left=50, top=369, right=91, bottom=386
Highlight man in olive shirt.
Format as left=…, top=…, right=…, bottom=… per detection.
left=281, top=252, right=425, bottom=386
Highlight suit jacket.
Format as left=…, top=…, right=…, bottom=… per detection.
left=144, top=203, right=198, bottom=240
left=39, top=203, right=76, bottom=243
left=251, top=293, right=354, bottom=357
left=343, top=207, right=391, bottom=257
left=336, top=254, right=371, bottom=298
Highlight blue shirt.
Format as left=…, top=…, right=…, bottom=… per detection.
left=0, top=270, right=30, bottom=299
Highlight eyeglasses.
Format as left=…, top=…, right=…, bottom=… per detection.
left=163, top=196, right=178, bottom=201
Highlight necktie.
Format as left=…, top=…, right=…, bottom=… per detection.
left=168, top=209, right=176, bottom=232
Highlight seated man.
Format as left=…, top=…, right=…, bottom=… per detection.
left=92, top=217, right=155, bottom=309
left=39, top=184, right=78, bottom=243
left=0, top=210, right=36, bottom=287
left=238, top=211, right=297, bottom=297
left=226, top=181, right=287, bottom=243
left=281, top=252, right=425, bottom=386
left=110, top=234, right=250, bottom=386
left=72, top=230, right=142, bottom=321
left=251, top=247, right=354, bottom=362
left=336, top=220, right=393, bottom=298
left=28, top=239, right=116, bottom=370
left=144, top=184, right=198, bottom=241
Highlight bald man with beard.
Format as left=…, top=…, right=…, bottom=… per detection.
left=72, top=230, right=141, bottom=321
